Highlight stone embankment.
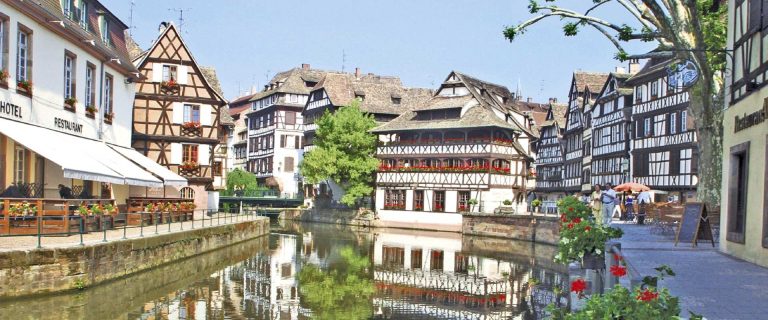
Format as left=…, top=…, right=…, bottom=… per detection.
left=0, top=217, right=269, bottom=298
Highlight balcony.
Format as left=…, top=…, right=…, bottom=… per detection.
left=633, top=131, right=696, bottom=150
left=306, top=97, right=331, bottom=111
left=376, top=171, right=522, bottom=189
left=376, top=139, right=521, bottom=158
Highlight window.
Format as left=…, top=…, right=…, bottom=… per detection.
left=679, top=149, right=693, bottom=174
left=634, top=86, right=643, bottom=102
left=454, top=254, right=470, bottom=273
left=458, top=191, right=470, bottom=212
left=411, top=249, right=422, bottom=269
left=413, top=190, right=424, bottom=211
left=650, top=80, right=659, bottom=97
left=0, top=19, right=7, bottom=75
left=382, top=246, right=404, bottom=268
left=99, top=17, right=110, bottom=45
left=649, top=151, right=669, bottom=176
left=183, top=104, right=200, bottom=123
left=79, top=1, right=89, bottom=30
left=212, top=161, right=222, bottom=176
left=103, top=74, right=113, bottom=115
left=180, top=187, right=195, bottom=199
left=63, top=0, right=73, bottom=17
left=727, top=142, right=749, bottom=244
left=681, top=110, right=688, bottom=131
left=64, top=53, right=75, bottom=102
left=392, top=97, right=401, bottom=104
left=643, top=118, right=651, bottom=137
left=430, top=250, right=444, bottom=271
left=280, top=135, right=287, bottom=148
left=85, top=63, right=95, bottom=107
left=13, top=146, right=25, bottom=184
left=294, top=136, right=300, bottom=149
left=384, top=190, right=405, bottom=210
left=284, top=157, right=294, bottom=172
left=653, top=114, right=666, bottom=136
left=433, top=191, right=445, bottom=212
left=285, top=111, right=296, bottom=125
left=162, top=65, right=177, bottom=82
left=182, top=144, right=198, bottom=163
left=16, top=28, right=30, bottom=83
left=670, top=112, right=677, bottom=134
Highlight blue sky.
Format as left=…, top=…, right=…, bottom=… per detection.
left=103, top=0, right=654, bottom=102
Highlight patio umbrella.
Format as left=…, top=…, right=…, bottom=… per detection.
left=613, top=182, right=651, bottom=192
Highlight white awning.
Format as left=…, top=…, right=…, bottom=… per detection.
left=109, top=145, right=188, bottom=187
left=0, top=118, right=163, bottom=187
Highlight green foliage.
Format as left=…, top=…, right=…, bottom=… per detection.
left=531, top=199, right=542, bottom=207
left=298, top=246, right=374, bottom=320
left=698, top=0, right=727, bottom=72
left=72, top=278, right=87, bottom=290
left=563, top=22, right=579, bottom=36
left=226, top=168, right=260, bottom=192
left=617, top=24, right=633, bottom=41
left=468, top=198, right=479, bottom=205
left=299, top=100, right=379, bottom=206
left=555, top=196, right=622, bottom=264
left=502, top=199, right=513, bottom=206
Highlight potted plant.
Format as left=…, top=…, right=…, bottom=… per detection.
left=468, top=198, right=478, bottom=212
left=182, top=121, right=201, bottom=129
left=531, top=199, right=542, bottom=212
left=160, top=78, right=180, bottom=94
left=85, top=105, right=97, bottom=116
left=17, top=80, right=32, bottom=94
left=9, top=202, right=36, bottom=217
left=555, top=196, right=622, bottom=269
left=104, top=111, right=114, bottom=122
left=65, top=97, right=78, bottom=107
left=0, top=69, right=8, bottom=83
left=180, top=161, right=199, bottom=171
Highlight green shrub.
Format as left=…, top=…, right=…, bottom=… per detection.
left=502, top=199, right=512, bottom=206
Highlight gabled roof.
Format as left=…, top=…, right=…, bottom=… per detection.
left=249, top=68, right=344, bottom=102
left=626, top=57, right=673, bottom=85
left=573, top=72, right=610, bottom=94
left=596, top=73, right=633, bottom=103
left=134, top=23, right=227, bottom=104
left=312, top=73, right=433, bottom=115
left=540, top=103, right=567, bottom=128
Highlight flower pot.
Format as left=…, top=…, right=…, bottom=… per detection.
left=581, top=252, right=605, bottom=270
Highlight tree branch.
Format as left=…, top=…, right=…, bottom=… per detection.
left=615, top=0, right=658, bottom=30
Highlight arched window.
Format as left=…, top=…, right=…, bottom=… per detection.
left=180, top=187, right=195, bottom=199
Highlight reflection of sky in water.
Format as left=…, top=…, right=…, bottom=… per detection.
left=0, top=222, right=568, bottom=319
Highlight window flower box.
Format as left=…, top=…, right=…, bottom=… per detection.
left=180, top=161, right=200, bottom=171
left=104, top=111, right=114, bottom=123
left=160, top=79, right=180, bottom=94
left=0, top=69, right=9, bottom=86
left=182, top=121, right=201, bottom=129
left=85, top=105, right=97, bottom=118
left=17, top=80, right=32, bottom=95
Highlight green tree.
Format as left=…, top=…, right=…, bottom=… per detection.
left=504, top=0, right=727, bottom=205
left=299, top=100, right=379, bottom=206
left=226, top=168, right=258, bottom=191
left=298, top=246, right=375, bottom=320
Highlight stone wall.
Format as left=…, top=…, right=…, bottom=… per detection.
left=280, top=208, right=373, bottom=227
left=0, top=217, right=269, bottom=298
left=462, top=214, right=561, bottom=245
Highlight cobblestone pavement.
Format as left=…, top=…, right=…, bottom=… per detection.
left=615, top=221, right=768, bottom=320
left=0, top=213, right=261, bottom=251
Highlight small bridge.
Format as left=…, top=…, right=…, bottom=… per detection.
left=219, top=190, right=304, bottom=210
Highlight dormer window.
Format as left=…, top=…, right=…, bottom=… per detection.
left=355, top=90, right=365, bottom=101
left=609, top=81, right=615, bottom=92
left=63, top=0, right=73, bottom=18
left=391, top=97, right=401, bottom=104
left=304, top=81, right=317, bottom=88
left=99, top=16, right=110, bottom=45
left=79, top=1, right=89, bottom=30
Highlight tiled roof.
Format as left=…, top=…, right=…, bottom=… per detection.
left=314, top=73, right=433, bottom=115
left=200, top=66, right=224, bottom=98
left=249, top=68, right=346, bottom=102
left=626, top=57, right=672, bottom=84
left=370, top=103, right=522, bottom=133
left=574, top=71, right=610, bottom=93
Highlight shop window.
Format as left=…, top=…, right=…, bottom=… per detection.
left=180, top=187, right=194, bottom=199
left=433, top=191, right=445, bottom=212
left=430, top=250, right=444, bottom=271
left=727, top=142, right=749, bottom=244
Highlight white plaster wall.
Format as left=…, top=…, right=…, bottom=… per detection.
left=445, top=190, right=458, bottom=212
left=377, top=210, right=462, bottom=232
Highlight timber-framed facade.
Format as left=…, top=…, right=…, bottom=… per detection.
left=130, top=23, right=227, bottom=209
left=590, top=73, right=633, bottom=188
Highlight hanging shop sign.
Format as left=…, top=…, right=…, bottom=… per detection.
left=666, top=60, right=699, bottom=91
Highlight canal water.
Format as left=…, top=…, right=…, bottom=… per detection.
left=0, top=221, right=569, bottom=319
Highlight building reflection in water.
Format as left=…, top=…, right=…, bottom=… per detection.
left=126, top=224, right=567, bottom=319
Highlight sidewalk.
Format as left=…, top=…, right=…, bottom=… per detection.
left=615, top=221, right=768, bottom=320
left=0, top=212, right=261, bottom=251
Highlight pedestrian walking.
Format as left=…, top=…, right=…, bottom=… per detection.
left=625, top=192, right=635, bottom=222
left=601, top=183, right=617, bottom=225
left=590, top=184, right=602, bottom=224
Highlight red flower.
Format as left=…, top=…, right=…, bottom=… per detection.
left=610, top=265, right=627, bottom=277
left=613, top=253, right=624, bottom=261
left=572, top=217, right=582, bottom=224
left=637, top=289, right=659, bottom=302
left=567, top=222, right=575, bottom=229
left=570, top=278, right=587, bottom=294
left=568, top=207, right=574, bottom=212
left=560, top=214, right=568, bottom=222
left=584, top=225, right=592, bottom=232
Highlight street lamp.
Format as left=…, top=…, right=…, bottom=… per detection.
left=620, top=158, right=630, bottom=183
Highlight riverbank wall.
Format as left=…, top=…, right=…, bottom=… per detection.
left=281, top=209, right=560, bottom=244
left=0, top=217, right=269, bottom=298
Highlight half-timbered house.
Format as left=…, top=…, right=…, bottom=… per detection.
left=532, top=104, right=567, bottom=213
left=227, top=93, right=256, bottom=171
left=721, top=0, right=768, bottom=267
left=590, top=73, right=633, bottom=187
left=627, top=58, right=698, bottom=202
left=371, top=71, right=536, bottom=231
left=130, top=23, right=228, bottom=210
left=561, top=72, right=608, bottom=195
left=246, top=64, right=335, bottom=197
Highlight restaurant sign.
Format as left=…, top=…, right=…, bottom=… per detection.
left=667, top=60, right=699, bottom=91
left=53, top=117, right=84, bottom=134
left=0, top=101, right=23, bottom=120
left=734, top=98, right=768, bottom=133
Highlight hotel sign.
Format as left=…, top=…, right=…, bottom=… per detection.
left=734, top=98, right=768, bottom=132
left=0, top=101, right=23, bottom=120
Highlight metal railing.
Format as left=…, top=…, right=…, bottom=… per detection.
left=0, top=209, right=265, bottom=250
left=219, top=189, right=303, bottom=199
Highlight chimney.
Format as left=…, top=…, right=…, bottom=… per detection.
left=355, top=67, right=361, bottom=78
left=615, top=66, right=627, bottom=73
left=527, top=97, right=532, bottom=103
left=157, top=22, right=169, bottom=34
left=301, top=63, right=310, bottom=70
left=628, top=59, right=640, bottom=74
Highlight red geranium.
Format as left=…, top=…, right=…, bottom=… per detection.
left=637, top=289, right=659, bottom=302
left=560, top=214, right=568, bottom=222
left=584, top=225, right=592, bottom=232
left=610, top=265, right=627, bottom=277
left=572, top=217, right=582, bottom=224
left=568, top=207, right=574, bottom=212
left=567, top=222, right=575, bottom=229
left=570, top=278, right=587, bottom=294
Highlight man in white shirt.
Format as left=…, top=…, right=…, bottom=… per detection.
left=601, top=183, right=617, bottom=225
left=636, top=190, right=652, bottom=225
